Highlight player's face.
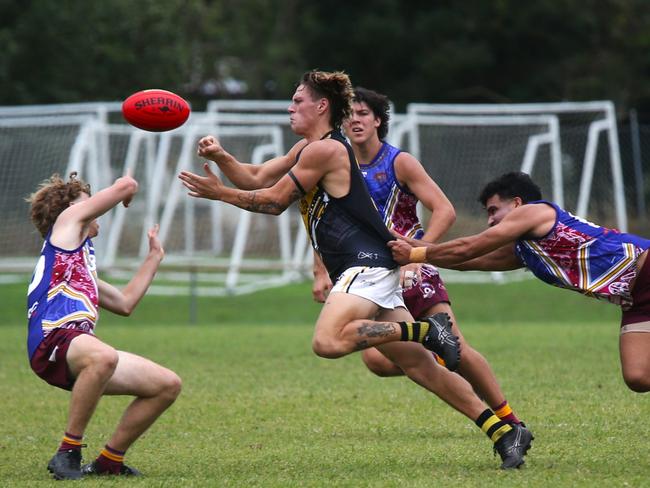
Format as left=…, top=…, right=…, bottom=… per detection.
left=288, top=85, right=322, bottom=136
left=71, top=192, right=100, bottom=237
left=344, top=101, right=381, bottom=145
left=484, top=194, right=521, bottom=227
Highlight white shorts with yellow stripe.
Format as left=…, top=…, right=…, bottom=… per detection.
left=330, top=266, right=405, bottom=310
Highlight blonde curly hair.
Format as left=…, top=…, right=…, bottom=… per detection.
left=27, top=172, right=91, bottom=237
left=300, top=70, right=353, bottom=129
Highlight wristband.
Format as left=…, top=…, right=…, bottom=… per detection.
left=409, top=247, right=428, bottom=263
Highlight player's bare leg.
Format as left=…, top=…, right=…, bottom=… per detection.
left=375, top=307, right=531, bottom=468
left=66, top=335, right=120, bottom=434
left=312, top=292, right=458, bottom=364
left=362, top=301, right=523, bottom=425
left=620, top=330, right=650, bottom=392
left=81, top=351, right=181, bottom=476
left=312, top=292, right=386, bottom=357
left=47, top=334, right=119, bottom=480
left=361, top=347, right=404, bottom=377
left=375, top=307, right=485, bottom=418
left=431, top=303, right=504, bottom=407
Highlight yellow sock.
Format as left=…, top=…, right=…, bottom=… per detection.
left=475, top=409, right=512, bottom=443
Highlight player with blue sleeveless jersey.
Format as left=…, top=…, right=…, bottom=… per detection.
left=390, top=171, right=650, bottom=393
left=27, top=173, right=181, bottom=480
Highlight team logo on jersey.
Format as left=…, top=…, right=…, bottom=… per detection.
left=374, top=171, right=387, bottom=183
left=357, top=251, right=379, bottom=260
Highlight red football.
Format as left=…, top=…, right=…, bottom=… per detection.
left=122, top=89, right=191, bottom=132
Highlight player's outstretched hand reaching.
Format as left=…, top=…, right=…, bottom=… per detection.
left=147, top=224, right=164, bottom=261
left=178, top=163, right=225, bottom=201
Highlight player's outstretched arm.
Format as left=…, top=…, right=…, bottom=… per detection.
left=181, top=139, right=334, bottom=215
left=449, top=244, right=523, bottom=271
left=197, top=135, right=307, bottom=190
left=51, top=175, right=138, bottom=250
left=98, top=225, right=164, bottom=316
left=389, top=204, right=547, bottom=267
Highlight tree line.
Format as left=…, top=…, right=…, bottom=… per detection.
left=1, top=0, right=650, bottom=119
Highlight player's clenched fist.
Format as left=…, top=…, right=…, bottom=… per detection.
left=197, top=135, right=229, bottom=162
left=388, top=239, right=414, bottom=265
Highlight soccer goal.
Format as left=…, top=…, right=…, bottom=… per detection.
left=405, top=101, right=626, bottom=233
left=0, top=99, right=626, bottom=291
left=0, top=105, right=304, bottom=295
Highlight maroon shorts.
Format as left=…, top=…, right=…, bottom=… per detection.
left=402, top=264, right=451, bottom=319
left=621, top=254, right=650, bottom=327
left=30, top=328, right=91, bottom=391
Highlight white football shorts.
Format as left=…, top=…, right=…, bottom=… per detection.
left=330, top=266, right=405, bottom=310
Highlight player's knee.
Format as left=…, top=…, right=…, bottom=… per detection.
left=623, top=370, right=650, bottom=392
left=312, top=336, right=347, bottom=359
left=160, top=371, right=182, bottom=403
left=88, top=347, right=119, bottom=377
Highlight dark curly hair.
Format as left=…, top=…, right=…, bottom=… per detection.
left=27, top=172, right=91, bottom=237
left=300, top=70, right=353, bottom=129
left=478, top=172, right=542, bottom=207
left=352, top=86, right=391, bottom=141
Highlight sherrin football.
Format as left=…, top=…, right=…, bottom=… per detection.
left=122, top=89, right=191, bottom=132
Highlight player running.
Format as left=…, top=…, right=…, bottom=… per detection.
left=179, top=70, right=532, bottom=469
left=311, top=86, right=523, bottom=428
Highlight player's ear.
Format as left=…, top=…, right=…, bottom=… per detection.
left=317, top=98, right=329, bottom=114
left=512, top=196, right=524, bottom=207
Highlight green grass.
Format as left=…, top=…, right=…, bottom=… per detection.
left=1, top=277, right=646, bottom=487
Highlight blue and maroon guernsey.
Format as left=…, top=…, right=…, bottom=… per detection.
left=359, top=142, right=424, bottom=239
left=27, top=234, right=99, bottom=359
left=515, top=200, right=650, bottom=306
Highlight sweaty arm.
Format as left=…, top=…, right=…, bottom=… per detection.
left=197, top=135, right=308, bottom=190
left=180, top=139, right=339, bottom=215
left=394, top=152, right=455, bottom=243
left=98, top=225, right=164, bottom=316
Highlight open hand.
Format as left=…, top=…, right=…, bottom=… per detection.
left=147, top=224, right=164, bottom=260
left=179, top=162, right=225, bottom=200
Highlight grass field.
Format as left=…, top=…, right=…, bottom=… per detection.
left=1, top=277, right=649, bottom=487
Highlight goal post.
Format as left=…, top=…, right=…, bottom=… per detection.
left=406, top=101, right=626, bottom=232
left=0, top=99, right=627, bottom=291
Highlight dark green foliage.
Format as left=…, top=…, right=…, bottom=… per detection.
left=1, top=0, right=650, bottom=116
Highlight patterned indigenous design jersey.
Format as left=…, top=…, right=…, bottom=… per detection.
left=26, top=234, right=99, bottom=359
left=359, top=142, right=424, bottom=239
left=515, top=200, right=650, bottom=306
left=297, top=130, right=397, bottom=281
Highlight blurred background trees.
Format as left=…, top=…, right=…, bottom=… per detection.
left=1, top=0, right=649, bottom=118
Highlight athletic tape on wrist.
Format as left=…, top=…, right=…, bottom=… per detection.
left=409, top=247, right=428, bottom=263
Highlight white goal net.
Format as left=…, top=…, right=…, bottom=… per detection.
left=0, top=100, right=625, bottom=291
